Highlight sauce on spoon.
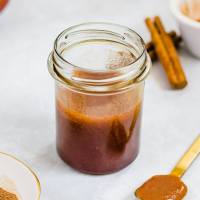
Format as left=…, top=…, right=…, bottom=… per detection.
left=135, top=175, right=187, bottom=200
left=135, top=134, right=200, bottom=200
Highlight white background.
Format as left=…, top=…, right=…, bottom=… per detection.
left=0, top=0, right=200, bottom=199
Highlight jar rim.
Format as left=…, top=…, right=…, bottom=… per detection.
left=48, top=22, right=151, bottom=93
left=54, top=22, right=146, bottom=73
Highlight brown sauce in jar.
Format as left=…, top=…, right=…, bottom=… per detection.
left=135, top=175, right=187, bottom=200
left=56, top=93, right=142, bottom=174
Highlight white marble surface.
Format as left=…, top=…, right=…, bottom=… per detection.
left=0, top=0, right=200, bottom=199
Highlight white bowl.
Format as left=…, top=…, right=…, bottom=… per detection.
left=0, top=152, right=41, bottom=200
left=170, top=0, right=200, bottom=58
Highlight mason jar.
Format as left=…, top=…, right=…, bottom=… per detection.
left=48, top=23, right=151, bottom=174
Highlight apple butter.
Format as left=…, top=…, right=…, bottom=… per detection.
left=135, top=175, right=187, bottom=200
left=56, top=84, right=143, bottom=174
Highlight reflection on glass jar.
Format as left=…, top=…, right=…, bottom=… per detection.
left=48, top=23, right=151, bottom=174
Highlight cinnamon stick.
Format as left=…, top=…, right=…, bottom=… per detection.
left=146, top=31, right=182, bottom=61
left=145, top=18, right=179, bottom=88
left=146, top=31, right=180, bottom=51
left=154, top=16, right=187, bottom=88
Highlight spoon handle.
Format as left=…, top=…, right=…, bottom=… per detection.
left=171, top=134, right=200, bottom=178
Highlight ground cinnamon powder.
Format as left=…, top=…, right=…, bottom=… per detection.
left=0, top=188, right=18, bottom=200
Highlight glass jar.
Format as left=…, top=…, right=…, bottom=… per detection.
left=48, top=23, right=151, bottom=174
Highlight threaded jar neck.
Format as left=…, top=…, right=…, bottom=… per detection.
left=48, top=22, right=151, bottom=93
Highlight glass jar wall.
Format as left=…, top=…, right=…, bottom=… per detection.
left=48, top=23, right=151, bottom=174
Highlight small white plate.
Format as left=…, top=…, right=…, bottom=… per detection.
left=0, top=152, right=41, bottom=200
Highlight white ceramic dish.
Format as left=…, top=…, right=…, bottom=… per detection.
left=170, top=0, right=200, bottom=58
left=0, top=152, right=41, bottom=200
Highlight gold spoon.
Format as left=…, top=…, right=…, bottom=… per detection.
left=135, top=134, right=200, bottom=200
